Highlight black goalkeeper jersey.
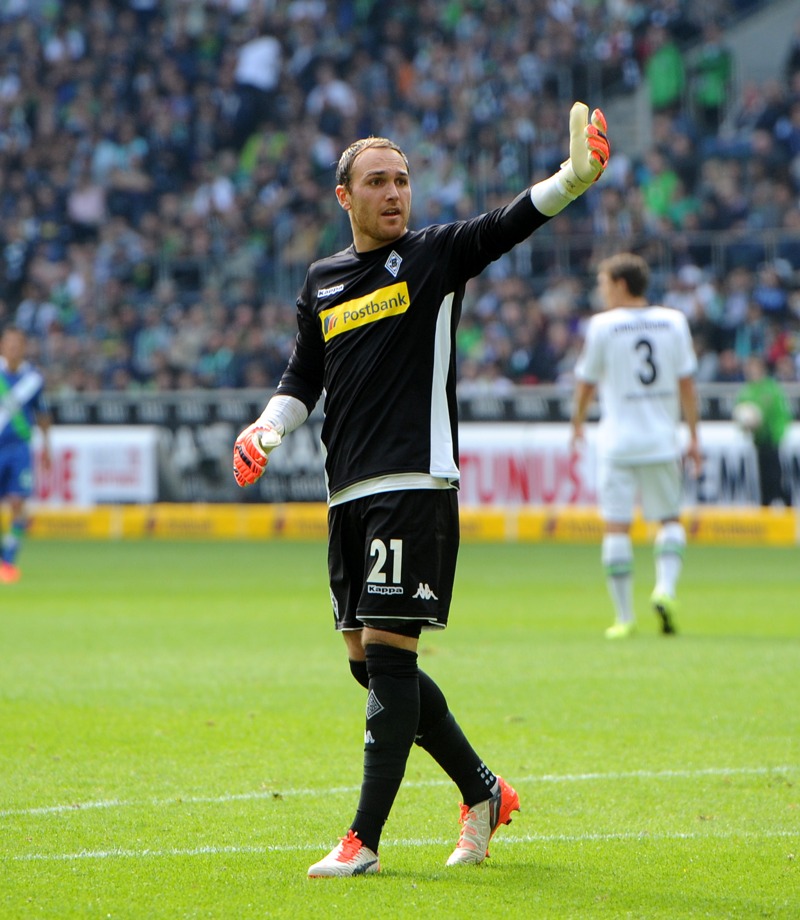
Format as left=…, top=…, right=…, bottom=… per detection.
left=275, top=189, right=550, bottom=499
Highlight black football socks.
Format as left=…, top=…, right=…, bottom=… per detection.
left=414, top=672, right=496, bottom=807
left=351, top=644, right=420, bottom=852
left=349, top=656, right=496, bottom=809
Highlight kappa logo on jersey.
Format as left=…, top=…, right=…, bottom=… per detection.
left=319, top=281, right=410, bottom=342
left=318, top=283, right=344, bottom=299
left=413, top=583, right=438, bottom=600
left=364, top=730, right=376, bottom=744
left=366, top=690, right=384, bottom=720
left=384, top=250, right=402, bottom=277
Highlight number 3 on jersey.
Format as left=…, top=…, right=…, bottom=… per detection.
left=367, top=538, right=403, bottom=585
left=635, top=337, right=657, bottom=385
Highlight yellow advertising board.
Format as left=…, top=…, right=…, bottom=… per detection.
left=25, top=504, right=798, bottom=546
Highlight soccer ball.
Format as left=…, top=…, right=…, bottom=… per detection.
left=733, top=401, right=763, bottom=432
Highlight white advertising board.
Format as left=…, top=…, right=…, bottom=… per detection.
left=26, top=421, right=800, bottom=507
left=32, top=426, right=159, bottom=506
left=459, top=422, right=800, bottom=507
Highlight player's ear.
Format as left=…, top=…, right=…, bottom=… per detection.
left=335, top=185, right=351, bottom=211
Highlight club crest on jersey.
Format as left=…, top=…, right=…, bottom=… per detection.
left=384, top=250, right=402, bottom=277
left=319, top=281, right=410, bottom=342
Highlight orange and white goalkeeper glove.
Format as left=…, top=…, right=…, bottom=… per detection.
left=531, top=101, right=610, bottom=215
left=233, top=422, right=282, bottom=487
left=563, top=101, right=609, bottom=189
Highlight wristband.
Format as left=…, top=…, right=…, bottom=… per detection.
left=257, top=394, right=308, bottom=436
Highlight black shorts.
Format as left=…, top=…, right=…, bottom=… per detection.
left=328, top=488, right=459, bottom=635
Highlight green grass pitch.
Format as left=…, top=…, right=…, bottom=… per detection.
left=1, top=538, right=797, bottom=919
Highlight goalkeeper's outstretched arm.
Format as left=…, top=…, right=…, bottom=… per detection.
left=232, top=394, right=308, bottom=487
left=531, top=102, right=610, bottom=216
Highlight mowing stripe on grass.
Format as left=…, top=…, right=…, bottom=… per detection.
left=2, top=765, right=793, bottom=819
left=7, top=828, right=800, bottom=863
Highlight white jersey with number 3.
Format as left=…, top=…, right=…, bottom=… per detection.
left=575, top=306, right=697, bottom=464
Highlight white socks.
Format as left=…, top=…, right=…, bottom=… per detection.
left=602, top=533, right=634, bottom=624
left=654, top=522, right=686, bottom=598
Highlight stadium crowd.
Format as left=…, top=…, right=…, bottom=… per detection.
left=1, top=0, right=800, bottom=395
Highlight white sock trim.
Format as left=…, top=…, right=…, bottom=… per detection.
left=655, top=522, right=686, bottom=555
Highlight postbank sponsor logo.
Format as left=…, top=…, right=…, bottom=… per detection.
left=320, top=281, right=410, bottom=341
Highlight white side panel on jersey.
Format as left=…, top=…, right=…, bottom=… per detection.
left=429, top=292, right=459, bottom=479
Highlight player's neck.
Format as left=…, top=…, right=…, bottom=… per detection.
left=615, top=298, right=648, bottom=309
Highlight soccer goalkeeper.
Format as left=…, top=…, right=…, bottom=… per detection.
left=234, top=102, right=610, bottom=877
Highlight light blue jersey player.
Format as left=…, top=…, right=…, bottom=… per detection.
left=0, top=326, right=51, bottom=582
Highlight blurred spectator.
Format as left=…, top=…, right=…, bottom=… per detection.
left=734, top=302, right=770, bottom=362
left=785, top=17, right=800, bottom=82
left=457, top=359, right=515, bottom=397
left=131, top=304, right=173, bottom=382
left=779, top=205, right=800, bottom=269
left=305, top=59, right=358, bottom=134
left=639, top=148, right=680, bottom=222
left=735, top=354, right=793, bottom=506
left=774, top=353, right=798, bottom=383
left=662, top=264, right=716, bottom=328
left=232, top=18, right=283, bottom=147
left=15, top=280, right=59, bottom=338
left=690, top=21, right=733, bottom=135
left=692, top=330, right=720, bottom=382
left=642, top=19, right=686, bottom=118
left=713, top=266, right=752, bottom=348
left=66, top=166, right=106, bottom=243
left=715, top=348, right=745, bottom=383
left=774, top=98, right=800, bottom=167
left=752, top=260, right=792, bottom=321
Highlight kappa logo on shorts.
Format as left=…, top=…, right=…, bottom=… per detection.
left=367, top=584, right=403, bottom=595
left=366, top=690, right=384, bottom=720
left=413, top=583, right=438, bottom=600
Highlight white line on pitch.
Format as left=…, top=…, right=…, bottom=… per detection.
left=1, top=765, right=794, bottom=819
left=7, top=828, right=800, bottom=862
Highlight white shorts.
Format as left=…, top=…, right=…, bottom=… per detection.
left=598, top=457, right=682, bottom=523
